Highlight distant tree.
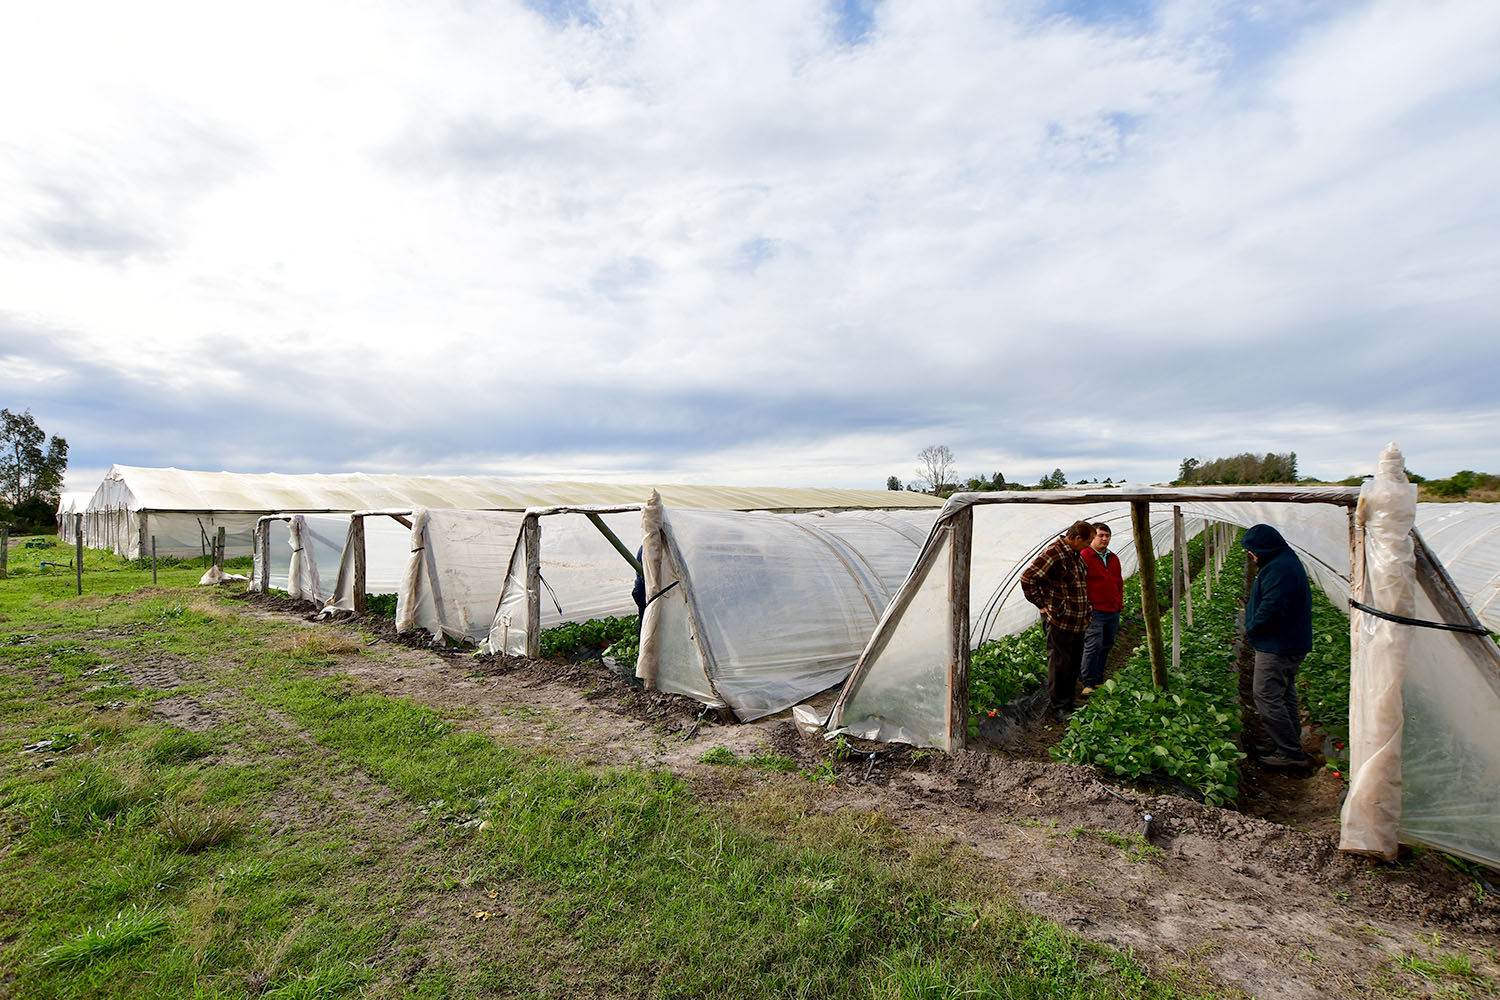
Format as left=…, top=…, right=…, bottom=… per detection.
left=1103, top=477, right=1113, bottom=486
left=1037, top=468, right=1067, bottom=489
left=991, top=471, right=1005, bottom=488
left=886, top=475, right=903, bottom=491
left=915, top=445, right=956, bottom=494
left=0, top=408, right=68, bottom=508
left=1180, top=451, right=1297, bottom=486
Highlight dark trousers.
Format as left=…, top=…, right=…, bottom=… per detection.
left=1253, top=649, right=1307, bottom=759
left=1081, top=610, right=1120, bottom=686
left=1045, top=622, right=1086, bottom=711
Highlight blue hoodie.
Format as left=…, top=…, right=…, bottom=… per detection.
left=1241, top=523, right=1313, bottom=656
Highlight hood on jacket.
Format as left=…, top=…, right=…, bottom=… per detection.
left=1241, top=523, right=1290, bottom=559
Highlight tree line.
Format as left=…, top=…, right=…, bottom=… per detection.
left=889, top=445, right=1116, bottom=496
left=1, top=408, right=69, bottom=532
left=1176, top=452, right=1297, bottom=485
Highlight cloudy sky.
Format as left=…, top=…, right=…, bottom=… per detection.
left=2, top=0, right=1497, bottom=494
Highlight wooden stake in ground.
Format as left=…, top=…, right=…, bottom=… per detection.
left=1131, top=501, right=1168, bottom=688
left=152, top=536, right=158, bottom=585
left=215, top=527, right=226, bottom=571
left=1204, top=519, right=1213, bottom=601
left=1, top=525, right=8, bottom=579
left=1171, top=506, right=1182, bottom=673
left=946, top=505, right=973, bottom=752
left=75, top=513, right=83, bottom=595
left=351, top=515, right=368, bottom=614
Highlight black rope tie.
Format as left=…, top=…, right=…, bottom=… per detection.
left=1349, top=599, right=1489, bottom=635
left=644, top=581, right=680, bottom=608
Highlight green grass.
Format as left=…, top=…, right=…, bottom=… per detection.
left=0, top=542, right=1230, bottom=999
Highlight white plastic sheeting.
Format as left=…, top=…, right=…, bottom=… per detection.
left=1341, top=446, right=1416, bottom=860
left=288, top=515, right=350, bottom=604
left=250, top=517, right=294, bottom=592
left=638, top=496, right=940, bottom=721
left=327, top=514, right=417, bottom=611
left=1397, top=536, right=1500, bottom=868
left=81, top=465, right=942, bottom=559
left=1414, top=502, right=1500, bottom=634
left=486, top=508, right=645, bottom=657
left=398, top=509, right=525, bottom=644
left=55, top=492, right=91, bottom=543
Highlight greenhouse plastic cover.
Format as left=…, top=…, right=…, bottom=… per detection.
left=82, top=465, right=940, bottom=560
left=399, top=509, right=525, bottom=644
left=486, top=508, right=646, bottom=656
left=55, top=492, right=91, bottom=542
left=328, top=514, right=417, bottom=611
left=639, top=500, right=940, bottom=721
left=832, top=485, right=1363, bottom=749
left=1413, top=502, right=1500, bottom=634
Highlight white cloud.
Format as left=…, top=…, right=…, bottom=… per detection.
left=1, top=0, right=1497, bottom=490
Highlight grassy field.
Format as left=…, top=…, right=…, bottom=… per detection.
left=0, top=538, right=1228, bottom=999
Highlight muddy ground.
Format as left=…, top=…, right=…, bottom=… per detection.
left=205, top=594, right=1500, bottom=998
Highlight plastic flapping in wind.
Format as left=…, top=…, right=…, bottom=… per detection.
left=829, top=485, right=1362, bottom=751
left=484, top=507, right=645, bottom=657
left=637, top=493, right=940, bottom=721
left=248, top=514, right=355, bottom=604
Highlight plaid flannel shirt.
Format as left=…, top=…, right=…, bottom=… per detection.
left=1020, top=535, right=1092, bottom=632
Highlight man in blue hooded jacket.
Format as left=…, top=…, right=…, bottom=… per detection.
left=1240, top=523, right=1313, bottom=767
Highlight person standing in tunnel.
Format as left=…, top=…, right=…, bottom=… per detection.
left=1241, top=523, right=1313, bottom=768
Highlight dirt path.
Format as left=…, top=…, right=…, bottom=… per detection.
left=215, top=597, right=1500, bottom=998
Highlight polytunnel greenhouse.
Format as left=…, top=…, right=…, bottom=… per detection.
left=821, top=446, right=1500, bottom=869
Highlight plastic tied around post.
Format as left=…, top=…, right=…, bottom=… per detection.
left=1340, top=443, right=1417, bottom=861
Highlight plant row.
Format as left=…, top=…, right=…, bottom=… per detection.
left=1052, top=533, right=1246, bottom=806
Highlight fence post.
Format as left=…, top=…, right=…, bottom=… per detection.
left=1, top=525, right=8, bottom=579
left=75, top=513, right=84, bottom=595
left=215, top=527, right=226, bottom=570
left=152, top=536, right=158, bottom=585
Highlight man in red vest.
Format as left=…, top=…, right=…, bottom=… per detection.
left=1079, top=521, right=1123, bottom=695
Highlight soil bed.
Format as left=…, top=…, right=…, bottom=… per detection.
left=232, top=592, right=1500, bottom=999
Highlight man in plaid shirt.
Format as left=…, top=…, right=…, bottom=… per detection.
left=1020, top=520, right=1096, bottom=720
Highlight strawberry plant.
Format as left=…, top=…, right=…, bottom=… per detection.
left=1296, top=591, right=1351, bottom=744
left=968, top=625, right=1048, bottom=717
left=539, top=616, right=639, bottom=660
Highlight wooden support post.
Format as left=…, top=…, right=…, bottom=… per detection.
left=1177, top=507, right=1193, bottom=627
left=1, top=525, right=8, bottom=579
left=524, top=518, right=542, bottom=660
left=259, top=524, right=271, bottom=591
left=1131, top=501, right=1168, bottom=688
left=1171, top=506, right=1182, bottom=672
left=585, top=512, right=644, bottom=577
left=75, top=513, right=84, bottom=595
left=152, top=536, right=157, bottom=585
left=200, top=526, right=208, bottom=569
left=946, top=506, right=974, bottom=752
left=215, top=527, right=226, bottom=570
left=350, top=516, right=368, bottom=614
left=1204, top=519, right=1213, bottom=601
